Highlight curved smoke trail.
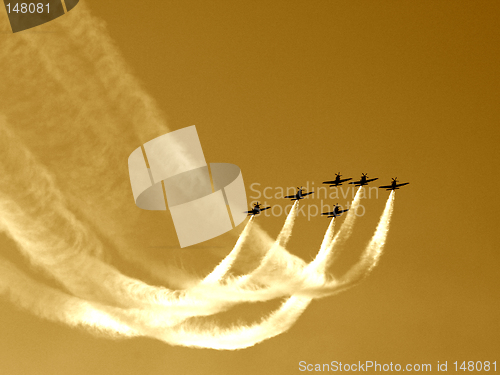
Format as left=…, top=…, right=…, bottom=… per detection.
left=237, top=201, right=300, bottom=284
left=201, top=216, right=255, bottom=284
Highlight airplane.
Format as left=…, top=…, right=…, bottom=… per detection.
left=322, top=172, right=352, bottom=187
left=349, top=173, right=379, bottom=186
left=245, top=202, right=271, bottom=216
left=379, top=178, right=409, bottom=191
left=321, top=204, right=349, bottom=218
left=284, top=186, right=314, bottom=201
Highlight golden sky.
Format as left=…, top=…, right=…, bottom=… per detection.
left=0, top=1, right=499, bottom=374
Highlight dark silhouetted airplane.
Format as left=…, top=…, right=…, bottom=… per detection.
left=321, top=204, right=349, bottom=218
left=285, top=187, right=314, bottom=201
left=379, top=178, right=409, bottom=191
left=349, top=173, right=378, bottom=186
left=322, top=172, right=352, bottom=187
left=245, top=202, right=271, bottom=216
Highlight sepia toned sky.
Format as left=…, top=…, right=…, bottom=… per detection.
left=0, top=1, right=499, bottom=374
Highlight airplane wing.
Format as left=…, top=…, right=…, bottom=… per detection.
left=321, top=212, right=334, bottom=215
left=366, top=178, right=379, bottom=183
left=284, top=194, right=296, bottom=199
left=349, top=180, right=360, bottom=185
left=340, top=178, right=352, bottom=183
left=303, top=192, right=314, bottom=196
left=395, top=182, right=409, bottom=187
left=322, top=180, right=338, bottom=184
left=338, top=209, right=349, bottom=214
left=260, top=207, right=271, bottom=211
left=244, top=210, right=255, bottom=214
left=379, top=185, right=392, bottom=189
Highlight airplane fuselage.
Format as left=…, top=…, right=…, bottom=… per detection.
left=323, top=175, right=352, bottom=187
left=352, top=178, right=368, bottom=186
left=350, top=175, right=378, bottom=186
left=285, top=187, right=313, bottom=200
left=379, top=179, right=409, bottom=191
left=322, top=204, right=348, bottom=218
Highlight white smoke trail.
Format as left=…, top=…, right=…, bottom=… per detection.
left=160, top=295, right=311, bottom=350
left=201, top=216, right=254, bottom=284
left=340, top=190, right=395, bottom=284
left=237, top=201, right=300, bottom=284
left=248, top=222, right=308, bottom=279
left=304, top=217, right=336, bottom=284
left=322, top=187, right=364, bottom=267
left=0, top=257, right=138, bottom=337
left=0, top=3, right=197, bottom=293
left=296, top=191, right=396, bottom=299
left=298, top=187, right=363, bottom=287
left=275, top=201, right=299, bottom=247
